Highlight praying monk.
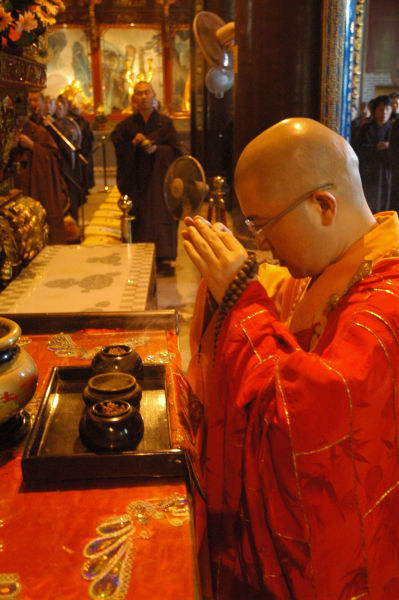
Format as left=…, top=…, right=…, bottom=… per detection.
left=182, top=118, right=399, bottom=599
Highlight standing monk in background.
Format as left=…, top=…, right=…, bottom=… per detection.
left=111, top=82, right=182, bottom=276
left=183, top=118, right=399, bottom=599
left=9, top=116, right=68, bottom=244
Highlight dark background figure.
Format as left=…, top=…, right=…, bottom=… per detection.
left=354, top=94, right=392, bottom=213
left=111, top=81, right=182, bottom=275
left=389, top=114, right=399, bottom=213
left=390, top=92, right=399, bottom=121
left=52, top=95, right=85, bottom=223
left=68, top=100, right=95, bottom=196
left=350, top=101, right=371, bottom=147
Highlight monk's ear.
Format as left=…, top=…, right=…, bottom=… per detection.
left=310, top=191, right=337, bottom=225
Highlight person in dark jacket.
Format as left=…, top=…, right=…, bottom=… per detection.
left=354, top=95, right=392, bottom=213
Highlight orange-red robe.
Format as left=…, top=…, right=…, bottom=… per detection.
left=186, top=212, right=399, bottom=599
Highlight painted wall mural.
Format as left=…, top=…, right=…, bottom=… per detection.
left=100, top=26, right=162, bottom=114
left=45, top=24, right=190, bottom=117
left=46, top=27, right=93, bottom=102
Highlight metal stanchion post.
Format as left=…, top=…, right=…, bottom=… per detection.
left=79, top=198, right=85, bottom=242
left=101, top=135, right=109, bottom=192
left=208, top=176, right=227, bottom=225
left=118, top=195, right=135, bottom=243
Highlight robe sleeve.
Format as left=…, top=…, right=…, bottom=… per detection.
left=111, top=118, right=138, bottom=196
left=146, top=114, right=182, bottom=156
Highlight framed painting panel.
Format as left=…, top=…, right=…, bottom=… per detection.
left=100, top=25, right=162, bottom=114
left=46, top=27, right=93, bottom=105
left=171, top=26, right=190, bottom=115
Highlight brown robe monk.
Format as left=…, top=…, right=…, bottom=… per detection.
left=10, top=118, right=68, bottom=244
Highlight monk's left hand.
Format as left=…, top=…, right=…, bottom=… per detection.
left=182, top=216, right=249, bottom=303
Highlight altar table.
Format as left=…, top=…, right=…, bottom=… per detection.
left=0, top=313, right=201, bottom=600
left=0, top=243, right=156, bottom=314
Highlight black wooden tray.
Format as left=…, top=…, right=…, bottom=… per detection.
left=22, top=365, right=185, bottom=483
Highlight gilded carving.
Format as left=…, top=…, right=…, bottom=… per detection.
left=352, top=0, right=367, bottom=110
left=321, top=0, right=357, bottom=139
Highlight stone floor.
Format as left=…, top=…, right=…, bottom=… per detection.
left=84, top=174, right=201, bottom=373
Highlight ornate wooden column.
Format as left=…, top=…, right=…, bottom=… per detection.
left=234, top=0, right=322, bottom=163
left=232, top=0, right=322, bottom=238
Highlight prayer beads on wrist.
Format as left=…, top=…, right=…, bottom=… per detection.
left=213, top=251, right=258, bottom=360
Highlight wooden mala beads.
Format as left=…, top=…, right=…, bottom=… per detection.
left=213, top=251, right=258, bottom=360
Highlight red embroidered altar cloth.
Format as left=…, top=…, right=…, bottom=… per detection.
left=0, top=329, right=198, bottom=600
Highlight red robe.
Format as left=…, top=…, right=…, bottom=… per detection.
left=186, top=213, right=399, bottom=599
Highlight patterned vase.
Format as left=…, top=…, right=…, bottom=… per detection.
left=0, top=317, right=38, bottom=427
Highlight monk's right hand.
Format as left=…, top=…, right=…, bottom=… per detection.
left=182, top=216, right=249, bottom=304
left=18, top=134, right=34, bottom=150
left=132, top=133, right=146, bottom=145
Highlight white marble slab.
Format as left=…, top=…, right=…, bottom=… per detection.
left=0, top=243, right=155, bottom=314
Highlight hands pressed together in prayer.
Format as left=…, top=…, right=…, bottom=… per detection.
left=182, top=216, right=249, bottom=304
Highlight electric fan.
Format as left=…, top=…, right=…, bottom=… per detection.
left=163, top=155, right=209, bottom=220
left=193, top=11, right=235, bottom=98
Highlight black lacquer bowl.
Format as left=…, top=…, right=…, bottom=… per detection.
left=82, top=372, right=142, bottom=409
left=91, top=344, right=144, bottom=378
left=79, top=399, right=144, bottom=452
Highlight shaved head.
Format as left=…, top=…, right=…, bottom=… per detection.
left=235, top=118, right=365, bottom=213
left=235, top=118, right=376, bottom=277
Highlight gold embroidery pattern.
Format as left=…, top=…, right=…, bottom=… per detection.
left=81, top=494, right=189, bottom=600
left=295, top=434, right=350, bottom=456
left=241, top=324, right=262, bottom=362
left=275, top=359, right=317, bottom=597
left=368, top=286, right=399, bottom=301
left=273, top=530, right=308, bottom=543
left=318, top=359, right=371, bottom=596
left=363, top=479, right=399, bottom=519
left=351, top=320, right=399, bottom=467
left=360, top=310, right=399, bottom=346
left=326, top=260, right=373, bottom=315
left=234, top=309, right=268, bottom=329
left=263, top=573, right=284, bottom=580
left=257, top=354, right=282, bottom=366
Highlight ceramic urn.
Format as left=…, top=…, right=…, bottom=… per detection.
left=0, top=317, right=38, bottom=425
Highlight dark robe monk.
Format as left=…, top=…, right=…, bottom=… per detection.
left=111, top=85, right=182, bottom=262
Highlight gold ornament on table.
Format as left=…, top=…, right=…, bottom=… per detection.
left=0, top=193, right=48, bottom=288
